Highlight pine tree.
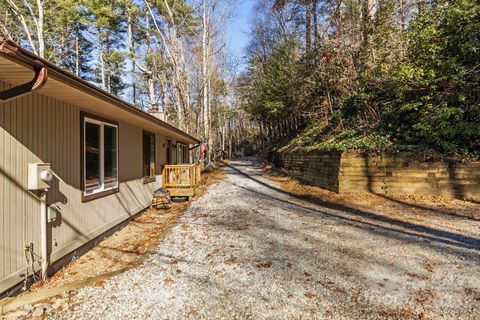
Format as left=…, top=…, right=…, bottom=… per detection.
left=83, top=0, right=126, bottom=93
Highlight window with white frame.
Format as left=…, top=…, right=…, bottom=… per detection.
left=83, top=116, right=118, bottom=197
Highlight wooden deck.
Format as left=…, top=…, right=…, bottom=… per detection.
left=162, top=164, right=202, bottom=198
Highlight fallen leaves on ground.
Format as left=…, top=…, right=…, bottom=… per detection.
left=416, top=288, right=437, bottom=305
left=22, top=164, right=226, bottom=296
left=424, top=262, right=436, bottom=273
left=256, top=261, right=272, bottom=269
left=264, top=164, right=480, bottom=224
left=224, top=257, right=237, bottom=265
left=378, top=306, right=416, bottom=319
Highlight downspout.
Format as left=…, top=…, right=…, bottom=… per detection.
left=0, top=38, right=48, bottom=104
left=1, top=38, right=51, bottom=281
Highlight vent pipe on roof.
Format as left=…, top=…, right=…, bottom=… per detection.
left=0, top=38, right=48, bottom=104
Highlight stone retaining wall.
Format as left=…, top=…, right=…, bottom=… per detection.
left=274, top=151, right=342, bottom=192
left=276, top=151, right=480, bottom=200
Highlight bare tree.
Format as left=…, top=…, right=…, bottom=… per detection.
left=5, top=0, right=45, bottom=57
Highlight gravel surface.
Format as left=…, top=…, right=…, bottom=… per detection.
left=53, top=158, right=480, bottom=319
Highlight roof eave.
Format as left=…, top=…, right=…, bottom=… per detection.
left=0, top=37, right=199, bottom=144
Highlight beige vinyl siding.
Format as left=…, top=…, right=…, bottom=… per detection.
left=155, top=134, right=166, bottom=173
left=0, top=80, right=168, bottom=293
left=0, top=81, right=42, bottom=286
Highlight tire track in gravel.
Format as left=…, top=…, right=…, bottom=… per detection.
left=54, top=158, right=480, bottom=320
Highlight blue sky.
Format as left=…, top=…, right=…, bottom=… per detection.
left=226, top=0, right=256, bottom=64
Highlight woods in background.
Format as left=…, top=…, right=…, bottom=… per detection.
left=0, top=0, right=252, bottom=161
left=240, top=0, right=480, bottom=159
left=2, top=0, right=479, bottom=160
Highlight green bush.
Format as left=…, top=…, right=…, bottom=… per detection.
left=243, top=1, right=480, bottom=159
left=380, top=1, right=480, bottom=157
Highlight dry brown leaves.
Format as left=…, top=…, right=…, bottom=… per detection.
left=378, top=306, right=416, bottom=319
left=416, top=288, right=437, bottom=305
left=406, top=272, right=431, bottom=281
left=263, top=163, right=480, bottom=224
left=24, top=163, right=227, bottom=295
left=256, top=261, right=272, bottom=269
left=464, top=287, right=480, bottom=301
left=224, top=257, right=237, bottom=265
left=423, top=262, right=436, bottom=273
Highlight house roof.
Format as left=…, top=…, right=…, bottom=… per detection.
left=0, top=38, right=199, bottom=144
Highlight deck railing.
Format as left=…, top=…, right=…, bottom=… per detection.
left=162, top=164, right=201, bottom=197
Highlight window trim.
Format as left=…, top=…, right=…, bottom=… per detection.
left=80, top=112, right=119, bottom=202
left=176, top=142, right=188, bottom=164
left=166, top=138, right=172, bottom=164
left=142, top=130, right=156, bottom=184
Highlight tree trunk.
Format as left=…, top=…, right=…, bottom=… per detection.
left=159, top=75, right=166, bottom=114
left=277, top=120, right=282, bottom=141
left=202, top=0, right=210, bottom=162
left=127, top=12, right=137, bottom=104
left=36, top=0, right=44, bottom=58
left=178, top=41, right=190, bottom=132
left=268, top=122, right=273, bottom=143
left=305, top=0, right=312, bottom=54
left=6, top=0, right=38, bottom=55
left=97, top=27, right=106, bottom=90
left=312, top=0, right=318, bottom=49
left=148, top=76, right=156, bottom=106
left=75, top=34, right=80, bottom=77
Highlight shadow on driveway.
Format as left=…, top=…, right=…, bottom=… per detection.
left=222, top=160, right=480, bottom=260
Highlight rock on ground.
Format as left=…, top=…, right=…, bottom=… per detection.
left=53, top=158, right=480, bottom=320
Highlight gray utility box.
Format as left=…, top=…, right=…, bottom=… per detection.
left=28, top=163, right=53, bottom=190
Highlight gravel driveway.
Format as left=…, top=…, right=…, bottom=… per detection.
left=55, top=158, right=480, bottom=319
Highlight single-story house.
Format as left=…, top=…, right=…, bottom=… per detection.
left=0, top=38, right=199, bottom=296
